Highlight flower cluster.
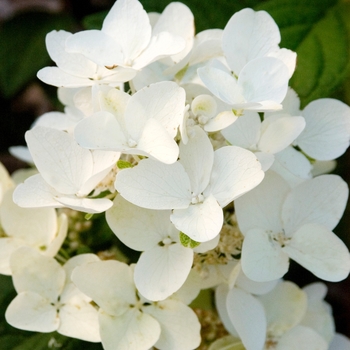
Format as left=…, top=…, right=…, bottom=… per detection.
left=1, top=0, right=350, bottom=349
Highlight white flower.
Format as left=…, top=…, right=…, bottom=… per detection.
left=13, top=127, right=120, bottom=213
left=64, top=0, right=185, bottom=71
left=37, top=30, right=135, bottom=88
left=5, top=247, right=100, bottom=342
left=115, top=126, right=264, bottom=242
left=0, top=189, right=67, bottom=275
left=74, top=81, right=185, bottom=164
left=235, top=171, right=350, bottom=282
left=106, top=194, right=218, bottom=301
left=71, top=259, right=201, bottom=350
left=221, top=111, right=305, bottom=171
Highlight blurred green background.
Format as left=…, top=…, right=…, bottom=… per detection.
left=0, top=0, right=350, bottom=348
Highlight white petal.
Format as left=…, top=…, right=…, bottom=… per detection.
left=0, top=238, right=25, bottom=275
left=282, top=174, right=348, bottom=233
left=115, top=159, right=191, bottom=210
left=198, top=66, right=244, bottom=106
left=10, top=247, right=65, bottom=301
left=255, top=152, right=275, bottom=171
left=145, top=300, right=201, bottom=350
left=179, top=126, right=213, bottom=194
left=270, top=146, right=312, bottom=187
left=258, top=281, right=307, bottom=332
left=5, top=291, right=58, bottom=332
left=56, top=196, right=112, bottom=214
left=238, top=57, right=289, bottom=107
left=283, top=223, right=350, bottom=282
left=241, top=228, right=290, bottom=282
left=45, top=30, right=97, bottom=77
left=268, top=48, right=296, bottom=78
left=59, top=299, right=100, bottom=342
left=133, top=32, right=186, bottom=69
left=223, top=8, right=280, bottom=75
left=43, top=213, right=68, bottom=258
left=99, top=308, right=160, bottom=350
left=26, top=127, right=93, bottom=194
left=71, top=260, right=136, bottom=315
left=204, top=110, right=238, bottom=132
left=221, top=111, right=261, bottom=149
left=207, top=146, right=264, bottom=207
left=13, top=174, right=62, bottom=209
left=102, top=0, right=151, bottom=60
left=329, top=334, right=350, bottom=350
left=234, top=171, right=289, bottom=234
left=171, top=194, right=223, bottom=242
left=74, top=112, right=127, bottom=151
left=258, top=116, right=305, bottom=154
left=125, top=82, right=185, bottom=139
left=215, top=284, right=239, bottom=337
left=296, top=98, right=350, bottom=160
left=65, top=30, right=124, bottom=67
left=0, top=189, right=57, bottom=246
left=226, top=287, right=266, bottom=350
left=37, top=67, right=93, bottom=88
left=276, top=325, right=328, bottom=350
left=135, top=244, right=193, bottom=301
left=137, top=118, right=179, bottom=164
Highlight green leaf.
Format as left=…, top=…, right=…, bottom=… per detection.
left=179, top=231, right=200, bottom=248
left=256, top=0, right=350, bottom=107
left=117, top=160, right=133, bottom=169
left=0, top=13, right=74, bottom=98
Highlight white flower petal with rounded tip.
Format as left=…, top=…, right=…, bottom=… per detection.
left=65, top=30, right=124, bottom=67
left=45, top=30, right=97, bottom=77
left=145, top=300, right=201, bottom=350
left=206, top=146, right=264, bottom=208
left=198, top=66, right=244, bottom=105
left=106, top=195, right=174, bottom=251
left=179, top=126, right=213, bottom=194
left=255, top=151, right=275, bottom=171
left=72, top=260, right=136, bottom=314
left=238, top=57, right=289, bottom=107
left=125, top=82, right=185, bottom=139
left=10, top=247, right=65, bottom=301
left=26, top=127, right=93, bottom=195
left=135, top=243, right=193, bottom=301
left=170, top=270, right=202, bottom=305
left=258, top=281, right=307, bottom=332
left=223, top=8, right=280, bottom=75
left=329, top=334, right=350, bottom=350
left=0, top=238, right=25, bottom=275
left=234, top=171, right=289, bottom=234
left=0, top=189, right=57, bottom=246
left=37, top=67, right=94, bottom=88
left=282, top=175, right=348, bottom=233
left=152, top=2, right=194, bottom=63
left=221, top=111, right=261, bottom=149
left=241, top=228, right=290, bottom=282
left=56, top=196, right=112, bottom=214
left=115, top=159, right=191, bottom=210
left=268, top=48, right=296, bottom=78
left=5, top=291, right=58, bottom=332
left=99, top=308, right=160, bottom=350
left=171, top=194, right=223, bottom=242
left=59, top=299, right=100, bottom=342
left=133, top=32, right=186, bottom=70
left=296, top=98, right=350, bottom=160
left=13, top=174, right=63, bottom=209
left=276, top=325, right=328, bottom=350
left=283, top=223, right=350, bottom=282
left=258, top=116, right=305, bottom=154
left=270, top=146, right=312, bottom=187
left=226, top=287, right=266, bottom=350
left=204, top=110, right=238, bottom=132
left=215, top=284, right=240, bottom=337
left=74, top=112, right=127, bottom=151
left=43, top=213, right=68, bottom=258
left=136, top=118, right=179, bottom=164
left=102, top=0, right=151, bottom=60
